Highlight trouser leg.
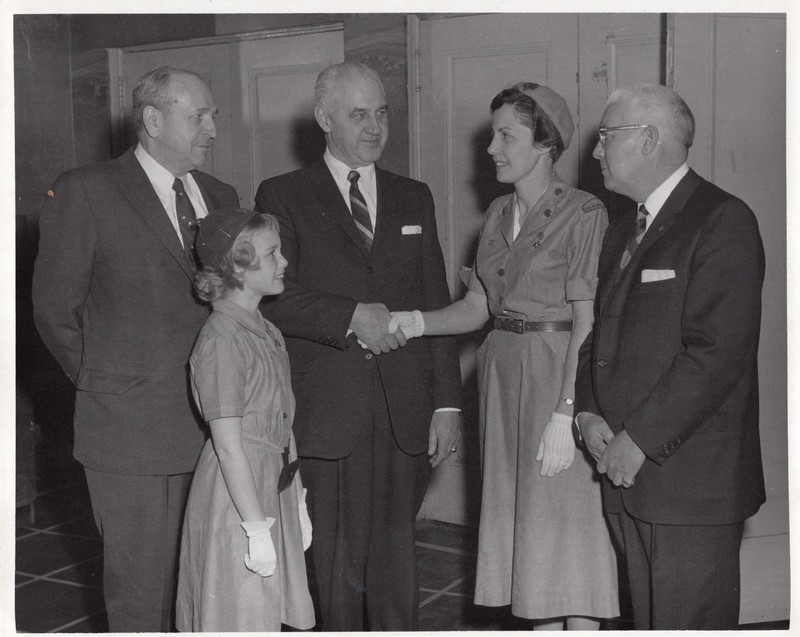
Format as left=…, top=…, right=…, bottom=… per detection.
left=84, top=468, right=192, bottom=632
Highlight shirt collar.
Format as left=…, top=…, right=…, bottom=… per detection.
left=323, top=148, right=376, bottom=186
left=642, top=162, right=690, bottom=217
left=211, top=298, right=268, bottom=340
left=134, top=144, right=183, bottom=197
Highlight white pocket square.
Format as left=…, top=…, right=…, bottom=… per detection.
left=641, top=269, right=676, bottom=282
left=402, top=225, right=422, bottom=235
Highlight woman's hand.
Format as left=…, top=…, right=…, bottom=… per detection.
left=241, top=518, right=277, bottom=576
left=536, top=412, right=576, bottom=476
left=388, top=310, right=425, bottom=339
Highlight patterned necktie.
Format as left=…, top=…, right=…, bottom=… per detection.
left=347, top=170, right=374, bottom=251
left=619, top=204, right=649, bottom=271
left=172, top=178, right=199, bottom=271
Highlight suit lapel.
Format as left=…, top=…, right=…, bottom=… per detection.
left=193, top=171, right=224, bottom=211
left=599, top=169, right=702, bottom=313
left=113, top=149, right=195, bottom=278
left=311, top=159, right=370, bottom=258
left=370, top=168, right=401, bottom=255
left=631, top=169, right=701, bottom=262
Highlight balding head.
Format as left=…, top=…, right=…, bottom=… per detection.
left=594, top=84, right=694, bottom=201
left=608, top=84, right=695, bottom=151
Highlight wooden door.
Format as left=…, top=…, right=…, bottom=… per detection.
left=411, top=11, right=665, bottom=525
left=114, top=26, right=344, bottom=206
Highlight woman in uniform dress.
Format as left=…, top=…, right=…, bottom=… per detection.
left=390, top=83, right=618, bottom=630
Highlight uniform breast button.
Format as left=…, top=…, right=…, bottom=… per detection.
left=282, top=412, right=288, bottom=419
left=598, top=359, right=608, bottom=368
left=488, top=239, right=495, bottom=245
left=365, top=353, right=373, bottom=360
left=498, top=268, right=505, bottom=276
left=544, top=209, right=552, bottom=217
left=554, top=188, right=562, bottom=196
left=537, top=232, right=544, bottom=239
left=533, top=242, right=541, bottom=249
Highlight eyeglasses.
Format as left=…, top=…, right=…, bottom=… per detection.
left=598, top=124, right=657, bottom=145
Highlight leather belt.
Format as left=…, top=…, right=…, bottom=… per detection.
left=493, top=317, right=573, bottom=333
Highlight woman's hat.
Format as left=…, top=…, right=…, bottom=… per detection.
left=195, top=207, right=260, bottom=269
left=523, top=85, right=574, bottom=149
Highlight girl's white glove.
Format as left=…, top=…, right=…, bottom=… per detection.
left=536, top=412, right=576, bottom=477
left=388, top=310, right=425, bottom=339
left=240, top=518, right=277, bottom=577
left=298, top=488, right=313, bottom=551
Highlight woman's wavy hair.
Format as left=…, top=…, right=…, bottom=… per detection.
left=193, top=213, right=280, bottom=303
left=490, top=81, right=565, bottom=162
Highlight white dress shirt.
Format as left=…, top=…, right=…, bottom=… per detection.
left=323, top=148, right=378, bottom=229
left=639, top=162, right=690, bottom=233
left=134, top=144, right=210, bottom=248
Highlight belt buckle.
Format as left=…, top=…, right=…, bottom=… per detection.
left=510, top=318, right=524, bottom=333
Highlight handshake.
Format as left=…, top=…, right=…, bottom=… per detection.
left=353, top=304, right=425, bottom=355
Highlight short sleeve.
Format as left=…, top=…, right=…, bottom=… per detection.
left=466, top=266, right=487, bottom=297
left=190, top=324, right=248, bottom=421
left=565, top=198, right=609, bottom=302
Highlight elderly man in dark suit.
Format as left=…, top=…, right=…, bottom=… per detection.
left=32, top=66, right=239, bottom=631
left=254, top=62, right=462, bottom=631
left=575, top=84, right=765, bottom=629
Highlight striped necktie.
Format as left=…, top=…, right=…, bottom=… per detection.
left=172, top=178, right=199, bottom=271
left=619, top=204, right=649, bottom=271
left=347, top=170, right=374, bottom=251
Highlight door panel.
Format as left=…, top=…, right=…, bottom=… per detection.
left=117, top=28, right=344, bottom=206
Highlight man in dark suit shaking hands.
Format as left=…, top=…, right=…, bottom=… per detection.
left=255, top=62, right=462, bottom=631
left=575, top=84, right=766, bottom=629
left=33, top=67, right=239, bottom=631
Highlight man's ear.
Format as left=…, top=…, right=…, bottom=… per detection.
left=642, top=124, right=661, bottom=155
left=142, top=105, right=162, bottom=139
left=314, top=104, right=332, bottom=134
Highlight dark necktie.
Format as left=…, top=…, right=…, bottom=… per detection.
left=347, top=170, right=374, bottom=251
left=172, top=178, right=199, bottom=271
left=619, top=204, right=649, bottom=271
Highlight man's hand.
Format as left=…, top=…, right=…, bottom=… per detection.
left=428, top=411, right=462, bottom=468
left=577, top=412, right=615, bottom=461
left=597, top=429, right=646, bottom=488
left=350, top=303, right=406, bottom=354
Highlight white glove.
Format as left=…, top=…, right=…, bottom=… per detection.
left=388, top=310, right=425, bottom=339
left=298, top=487, right=312, bottom=551
left=241, top=518, right=277, bottom=577
left=536, top=412, right=576, bottom=477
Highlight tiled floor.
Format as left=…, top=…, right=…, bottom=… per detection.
left=15, top=450, right=789, bottom=632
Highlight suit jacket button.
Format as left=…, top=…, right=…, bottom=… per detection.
left=598, top=359, right=608, bottom=368
left=365, top=353, right=373, bottom=360
left=498, top=268, right=505, bottom=276
left=544, top=209, right=552, bottom=217
left=367, top=266, right=375, bottom=275
left=554, top=188, right=562, bottom=196
left=488, top=239, right=495, bottom=245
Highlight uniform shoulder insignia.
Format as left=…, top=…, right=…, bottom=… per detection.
left=582, top=198, right=604, bottom=214
left=47, top=189, right=55, bottom=197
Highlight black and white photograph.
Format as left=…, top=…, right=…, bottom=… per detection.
left=10, top=3, right=791, bottom=632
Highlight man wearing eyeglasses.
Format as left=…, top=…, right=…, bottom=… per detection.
left=575, top=84, right=765, bottom=629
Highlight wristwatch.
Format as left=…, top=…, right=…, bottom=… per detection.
left=561, top=397, right=575, bottom=406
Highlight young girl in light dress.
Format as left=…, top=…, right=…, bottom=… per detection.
left=176, top=208, right=315, bottom=632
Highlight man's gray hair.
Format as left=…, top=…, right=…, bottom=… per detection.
left=131, top=66, right=204, bottom=133
left=608, top=84, right=695, bottom=148
left=314, top=62, right=385, bottom=110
